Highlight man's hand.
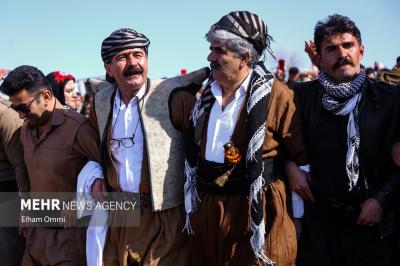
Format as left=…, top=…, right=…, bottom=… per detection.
left=285, top=161, right=315, bottom=202
left=91, top=178, right=107, bottom=202
left=357, top=198, right=383, bottom=226
left=0, top=68, right=9, bottom=80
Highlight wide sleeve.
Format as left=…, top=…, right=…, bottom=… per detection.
left=73, top=121, right=101, bottom=163
left=6, top=127, right=30, bottom=192
left=0, top=107, right=30, bottom=191
left=267, top=80, right=308, bottom=165
left=168, top=85, right=198, bottom=136
left=0, top=105, right=22, bottom=150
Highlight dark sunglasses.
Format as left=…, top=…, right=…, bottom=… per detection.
left=10, top=92, right=43, bottom=114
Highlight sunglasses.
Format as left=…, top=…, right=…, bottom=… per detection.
left=10, top=92, right=43, bottom=114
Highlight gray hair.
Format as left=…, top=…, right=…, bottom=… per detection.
left=206, top=29, right=260, bottom=67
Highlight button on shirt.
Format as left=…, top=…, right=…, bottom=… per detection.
left=205, top=71, right=252, bottom=163
left=111, top=86, right=145, bottom=192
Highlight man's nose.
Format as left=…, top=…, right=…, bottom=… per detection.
left=337, top=46, right=348, bottom=57
left=207, top=51, right=216, bottom=62
left=126, top=53, right=138, bottom=65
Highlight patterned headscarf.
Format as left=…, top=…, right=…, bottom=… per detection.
left=46, top=71, right=75, bottom=105
left=207, top=11, right=272, bottom=56
left=101, top=28, right=150, bottom=64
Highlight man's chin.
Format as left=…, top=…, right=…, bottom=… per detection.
left=211, top=69, right=221, bottom=80
left=122, top=79, right=146, bottom=90
left=343, top=70, right=360, bottom=80
left=330, top=69, right=359, bottom=83
left=126, top=75, right=145, bottom=83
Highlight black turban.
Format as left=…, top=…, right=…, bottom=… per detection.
left=101, top=28, right=150, bottom=64
left=208, top=11, right=272, bottom=55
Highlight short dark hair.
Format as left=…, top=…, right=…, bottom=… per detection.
left=0, top=65, right=51, bottom=96
left=365, top=67, right=375, bottom=75
left=289, top=67, right=299, bottom=76
left=314, top=14, right=362, bottom=55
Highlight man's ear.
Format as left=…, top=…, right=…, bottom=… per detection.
left=359, top=44, right=365, bottom=59
left=240, top=52, right=251, bottom=68
left=314, top=54, right=321, bottom=66
left=42, top=89, right=53, bottom=107
left=104, top=63, right=113, bottom=78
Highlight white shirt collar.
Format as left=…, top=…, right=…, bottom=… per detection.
left=210, top=69, right=253, bottom=99
left=115, top=82, right=147, bottom=108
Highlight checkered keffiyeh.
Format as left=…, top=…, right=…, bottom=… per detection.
left=319, top=70, right=366, bottom=190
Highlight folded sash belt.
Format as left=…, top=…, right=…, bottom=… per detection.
left=197, top=157, right=276, bottom=195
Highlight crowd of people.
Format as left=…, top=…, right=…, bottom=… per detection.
left=0, top=11, right=399, bottom=266
left=274, top=55, right=400, bottom=87
left=0, top=70, right=94, bottom=119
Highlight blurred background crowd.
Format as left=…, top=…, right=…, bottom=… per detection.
left=1, top=54, right=398, bottom=120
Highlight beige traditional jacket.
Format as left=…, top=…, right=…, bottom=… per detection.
left=0, top=97, right=24, bottom=184
left=90, top=69, right=209, bottom=211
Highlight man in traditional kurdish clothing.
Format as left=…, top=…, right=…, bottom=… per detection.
left=89, top=28, right=208, bottom=265
left=288, top=14, right=400, bottom=266
left=0, top=94, right=25, bottom=266
left=0, top=65, right=101, bottom=266
left=169, top=11, right=307, bottom=266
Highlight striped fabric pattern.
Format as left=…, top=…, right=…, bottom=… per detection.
left=209, top=11, right=271, bottom=55
left=101, top=28, right=150, bottom=63
left=232, top=11, right=267, bottom=39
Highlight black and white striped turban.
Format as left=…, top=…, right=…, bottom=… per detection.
left=208, top=11, right=271, bottom=55
left=101, top=28, right=150, bottom=64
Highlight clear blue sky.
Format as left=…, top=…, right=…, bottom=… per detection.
left=1, top=0, right=399, bottom=79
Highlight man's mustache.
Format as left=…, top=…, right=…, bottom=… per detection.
left=333, top=57, right=354, bottom=70
left=210, top=61, right=220, bottom=70
left=123, top=66, right=143, bottom=77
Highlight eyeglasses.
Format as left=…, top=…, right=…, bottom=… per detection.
left=110, top=134, right=135, bottom=150
left=10, top=92, right=43, bottom=114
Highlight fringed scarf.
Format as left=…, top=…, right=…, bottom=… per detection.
left=319, top=70, right=366, bottom=190
left=183, top=62, right=275, bottom=265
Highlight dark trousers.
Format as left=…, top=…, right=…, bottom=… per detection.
left=0, top=180, right=25, bottom=266
left=298, top=203, right=396, bottom=266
